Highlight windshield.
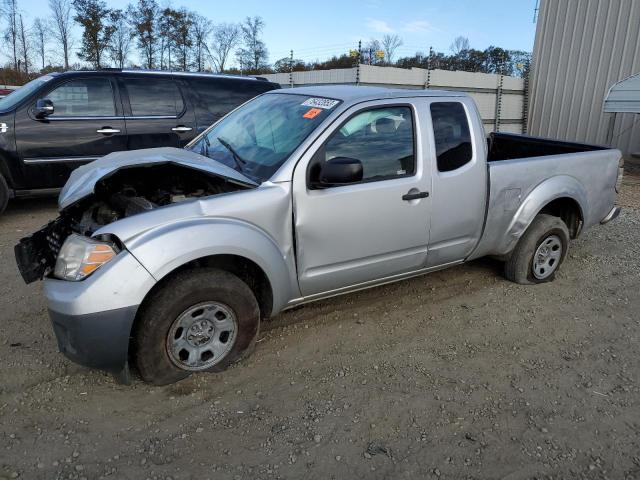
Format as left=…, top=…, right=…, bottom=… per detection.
left=188, top=93, right=340, bottom=182
left=0, top=75, right=55, bottom=111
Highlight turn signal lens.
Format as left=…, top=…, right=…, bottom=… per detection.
left=54, top=234, right=118, bottom=281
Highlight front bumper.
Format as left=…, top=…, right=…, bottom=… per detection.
left=43, top=249, right=157, bottom=374
left=50, top=306, right=138, bottom=374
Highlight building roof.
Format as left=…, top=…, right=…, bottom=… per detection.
left=268, top=85, right=466, bottom=103
left=604, top=72, right=640, bottom=113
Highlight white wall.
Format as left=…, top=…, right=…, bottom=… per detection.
left=262, top=65, right=526, bottom=134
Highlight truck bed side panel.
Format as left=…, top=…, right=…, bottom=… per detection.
left=468, top=148, right=620, bottom=260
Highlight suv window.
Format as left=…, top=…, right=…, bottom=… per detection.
left=320, top=106, right=415, bottom=183
left=123, top=77, right=184, bottom=116
left=189, top=78, right=272, bottom=127
left=45, top=78, right=115, bottom=117
left=430, top=102, right=472, bottom=172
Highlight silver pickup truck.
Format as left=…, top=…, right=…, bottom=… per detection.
left=15, top=86, right=622, bottom=385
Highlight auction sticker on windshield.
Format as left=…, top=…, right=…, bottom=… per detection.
left=301, top=98, right=340, bottom=109
left=303, top=108, right=323, bottom=119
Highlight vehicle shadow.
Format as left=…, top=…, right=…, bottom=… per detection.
left=263, top=256, right=505, bottom=333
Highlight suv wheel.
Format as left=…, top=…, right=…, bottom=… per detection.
left=504, top=214, right=570, bottom=285
left=135, top=268, right=260, bottom=385
left=0, top=173, right=9, bottom=215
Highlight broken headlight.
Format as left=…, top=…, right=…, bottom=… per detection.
left=53, top=234, right=118, bottom=281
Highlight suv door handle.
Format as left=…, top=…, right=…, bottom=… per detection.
left=402, top=191, right=429, bottom=201
left=171, top=126, right=193, bottom=132
left=96, top=127, right=120, bottom=134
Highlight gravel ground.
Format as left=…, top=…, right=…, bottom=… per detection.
left=1, top=172, right=639, bottom=480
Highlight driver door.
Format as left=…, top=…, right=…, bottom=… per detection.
left=292, top=100, right=432, bottom=296
left=14, top=75, right=127, bottom=189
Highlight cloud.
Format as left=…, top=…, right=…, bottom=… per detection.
left=366, top=18, right=394, bottom=34
left=402, top=20, right=434, bottom=33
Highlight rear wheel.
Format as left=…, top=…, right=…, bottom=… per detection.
left=504, top=214, right=569, bottom=285
left=0, top=173, right=9, bottom=215
left=135, top=268, right=260, bottom=385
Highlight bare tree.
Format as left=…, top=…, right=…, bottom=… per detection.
left=32, top=17, right=47, bottom=70
left=17, top=13, right=29, bottom=73
left=382, top=34, right=403, bottom=64
left=363, top=39, right=382, bottom=65
left=108, top=9, right=132, bottom=68
left=2, top=0, right=19, bottom=70
left=191, top=13, right=211, bottom=71
left=450, top=36, right=470, bottom=54
left=128, top=0, right=159, bottom=69
left=236, top=16, right=268, bottom=73
left=49, top=0, right=73, bottom=69
left=210, top=22, right=239, bottom=73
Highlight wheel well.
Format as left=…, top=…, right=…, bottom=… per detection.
left=538, top=197, right=583, bottom=238
left=137, top=254, right=273, bottom=322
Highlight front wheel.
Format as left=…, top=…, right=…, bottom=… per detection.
left=504, top=214, right=570, bottom=285
left=134, top=268, right=260, bottom=385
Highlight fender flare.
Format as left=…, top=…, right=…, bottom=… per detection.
left=501, top=175, right=588, bottom=255
left=124, top=217, right=298, bottom=314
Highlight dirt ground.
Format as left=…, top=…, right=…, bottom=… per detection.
left=1, top=171, right=639, bottom=480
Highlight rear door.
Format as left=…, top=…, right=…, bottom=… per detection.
left=14, top=75, right=127, bottom=189
left=119, top=75, right=196, bottom=150
left=424, top=98, right=487, bottom=266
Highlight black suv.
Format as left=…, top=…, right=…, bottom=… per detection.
left=0, top=70, right=280, bottom=214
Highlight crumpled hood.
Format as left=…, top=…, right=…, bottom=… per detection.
left=58, top=147, right=258, bottom=210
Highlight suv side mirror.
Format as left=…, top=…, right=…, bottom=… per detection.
left=314, top=156, right=363, bottom=188
left=35, top=98, right=54, bottom=118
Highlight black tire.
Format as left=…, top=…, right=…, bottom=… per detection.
left=135, top=267, right=260, bottom=386
left=504, top=214, right=570, bottom=285
left=0, top=173, right=9, bottom=216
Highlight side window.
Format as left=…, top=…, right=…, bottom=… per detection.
left=123, top=77, right=184, bottom=116
left=430, top=102, right=473, bottom=172
left=190, top=79, right=262, bottom=127
left=321, top=106, right=415, bottom=182
left=45, top=78, right=115, bottom=116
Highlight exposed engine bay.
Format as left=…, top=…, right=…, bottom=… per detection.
left=15, top=163, right=251, bottom=283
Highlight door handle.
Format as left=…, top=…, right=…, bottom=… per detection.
left=171, top=126, right=193, bottom=132
left=96, top=127, right=120, bottom=134
left=402, top=191, right=429, bottom=201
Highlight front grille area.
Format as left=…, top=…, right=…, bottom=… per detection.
left=15, top=217, right=72, bottom=284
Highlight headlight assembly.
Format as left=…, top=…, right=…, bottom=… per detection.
left=54, top=234, right=118, bottom=281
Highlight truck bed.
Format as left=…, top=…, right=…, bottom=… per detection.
left=487, top=132, right=607, bottom=162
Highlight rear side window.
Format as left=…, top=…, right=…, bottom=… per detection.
left=189, top=78, right=272, bottom=128
left=430, top=102, right=472, bottom=172
left=123, top=77, right=184, bottom=116
left=45, top=78, right=115, bottom=117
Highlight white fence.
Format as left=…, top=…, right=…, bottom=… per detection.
left=262, top=65, right=526, bottom=134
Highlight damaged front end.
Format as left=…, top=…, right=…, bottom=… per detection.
left=15, top=148, right=257, bottom=284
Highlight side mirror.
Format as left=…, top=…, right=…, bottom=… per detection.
left=315, top=156, right=363, bottom=187
left=35, top=98, right=54, bottom=118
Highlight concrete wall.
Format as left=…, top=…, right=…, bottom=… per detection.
left=528, top=0, right=640, bottom=157
left=262, top=65, right=526, bottom=134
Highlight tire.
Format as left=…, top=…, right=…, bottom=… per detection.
left=0, top=173, right=9, bottom=216
left=135, top=267, right=260, bottom=386
left=504, top=214, right=570, bottom=285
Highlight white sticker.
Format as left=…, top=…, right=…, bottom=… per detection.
left=301, top=97, right=340, bottom=110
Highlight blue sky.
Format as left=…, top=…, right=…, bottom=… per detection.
left=14, top=0, right=538, bottom=67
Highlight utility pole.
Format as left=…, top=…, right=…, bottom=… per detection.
left=356, top=40, right=362, bottom=85
left=289, top=49, right=294, bottom=88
